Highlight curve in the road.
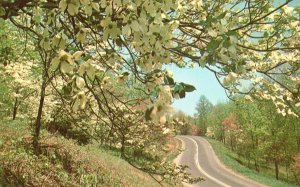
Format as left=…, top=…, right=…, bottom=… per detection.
left=175, top=135, right=267, bottom=187
left=187, top=136, right=231, bottom=187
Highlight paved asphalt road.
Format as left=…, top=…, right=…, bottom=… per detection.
left=174, top=135, right=267, bottom=187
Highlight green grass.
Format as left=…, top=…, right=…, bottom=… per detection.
left=206, top=138, right=298, bottom=187
left=0, top=118, right=29, bottom=186
left=83, top=144, right=160, bottom=187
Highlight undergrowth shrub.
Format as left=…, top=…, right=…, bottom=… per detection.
left=0, top=133, right=122, bottom=186
left=46, top=120, right=91, bottom=145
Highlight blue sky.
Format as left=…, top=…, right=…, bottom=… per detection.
left=165, top=65, right=228, bottom=116
left=275, top=0, right=299, bottom=6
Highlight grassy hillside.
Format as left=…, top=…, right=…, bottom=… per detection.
left=206, top=138, right=298, bottom=187
left=0, top=118, right=160, bottom=186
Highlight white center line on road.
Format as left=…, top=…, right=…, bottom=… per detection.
left=184, top=136, right=231, bottom=187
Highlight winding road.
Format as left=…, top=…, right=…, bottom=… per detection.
left=174, top=136, right=266, bottom=187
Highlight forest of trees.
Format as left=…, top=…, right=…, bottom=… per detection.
left=195, top=95, right=300, bottom=185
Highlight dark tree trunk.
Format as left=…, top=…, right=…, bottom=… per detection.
left=251, top=133, right=259, bottom=172
left=32, top=79, right=47, bottom=154
left=120, top=134, right=126, bottom=158
left=12, top=97, right=18, bottom=120
left=285, top=164, right=288, bottom=180
left=12, top=89, right=20, bottom=120
left=222, top=133, right=226, bottom=144
left=254, top=159, right=259, bottom=172
left=297, top=137, right=300, bottom=152
left=274, top=158, right=279, bottom=180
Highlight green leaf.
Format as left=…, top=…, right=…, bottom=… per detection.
left=164, top=76, right=175, bottom=85
left=173, top=84, right=184, bottom=94
left=62, top=85, right=72, bottom=95
left=122, top=72, right=129, bottom=76
left=172, top=82, right=195, bottom=99
left=222, top=37, right=231, bottom=48
left=179, top=90, right=186, bottom=98
left=152, top=69, right=161, bottom=74
left=0, top=18, right=4, bottom=25
left=207, top=40, right=220, bottom=52
left=0, top=7, right=5, bottom=16
left=115, top=38, right=123, bottom=47
left=217, top=11, right=227, bottom=19
left=183, top=83, right=196, bottom=92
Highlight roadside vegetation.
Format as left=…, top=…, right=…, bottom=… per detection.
left=194, top=95, right=300, bottom=187
left=207, top=138, right=298, bottom=187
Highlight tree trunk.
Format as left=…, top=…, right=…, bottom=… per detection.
left=32, top=79, right=47, bottom=154
left=297, top=137, right=300, bottom=152
left=12, top=97, right=18, bottom=120
left=254, top=159, right=259, bottom=172
left=285, top=164, right=288, bottom=180
left=251, top=133, right=259, bottom=172
left=12, top=89, right=19, bottom=120
left=120, top=134, right=126, bottom=158
left=274, top=158, right=279, bottom=180
left=230, top=136, right=234, bottom=151
left=247, top=158, right=250, bottom=168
